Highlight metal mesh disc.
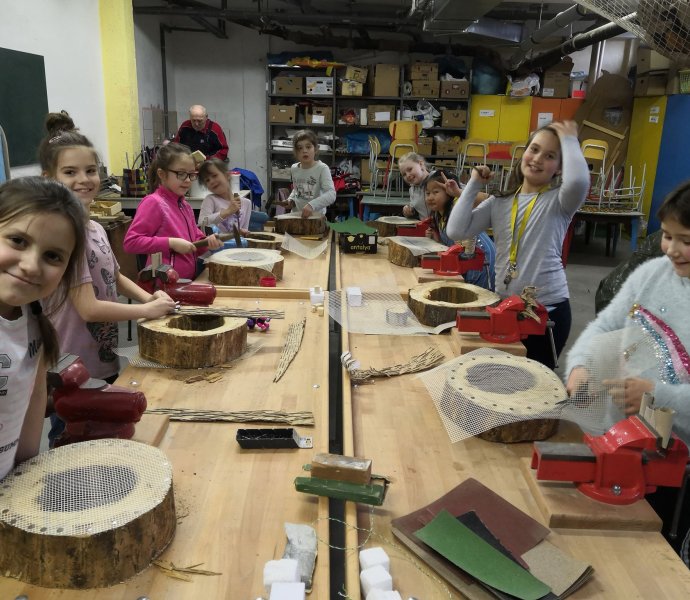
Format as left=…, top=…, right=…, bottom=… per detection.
left=0, top=439, right=172, bottom=536
left=281, top=232, right=328, bottom=259
left=207, top=248, right=280, bottom=269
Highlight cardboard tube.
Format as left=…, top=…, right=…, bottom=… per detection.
left=655, top=407, right=675, bottom=448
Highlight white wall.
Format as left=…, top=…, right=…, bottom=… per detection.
left=0, top=0, right=109, bottom=177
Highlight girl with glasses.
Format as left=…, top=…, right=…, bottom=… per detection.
left=124, top=143, right=222, bottom=280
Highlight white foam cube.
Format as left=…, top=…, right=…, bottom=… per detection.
left=360, top=565, right=393, bottom=597
left=264, top=558, right=300, bottom=593
left=359, top=546, right=390, bottom=572
left=310, top=286, right=325, bottom=305
left=269, top=581, right=306, bottom=600
left=366, top=591, right=402, bottom=600
left=347, top=286, right=363, bottom=307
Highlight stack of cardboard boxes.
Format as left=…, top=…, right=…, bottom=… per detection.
left=541, top=57, right=574, bottom=98
left=634, top=47, right=672, bottom=97
left=409, top=62, right=439, bottom=98
left=340, top=65, right=368, bottom=97
left=365, top=64, right=399, bottom=128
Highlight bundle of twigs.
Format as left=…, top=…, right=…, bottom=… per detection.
left=145, top=408, right=315, bottom=426
left=175, top=306, right=285, bottom=319
left=342, top=347, right=445, bottom=383
left=274, top=317, right=307, bottom=382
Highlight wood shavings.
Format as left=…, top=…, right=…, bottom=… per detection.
left=145, top=408, right=315, bottom=426
left=274, top=317, right=307, bottom=382
left=153, top=560, right=221, bottom=581
left=343, top=347, right=445, bottom=383
left=183, top=371, right=224, bottom=384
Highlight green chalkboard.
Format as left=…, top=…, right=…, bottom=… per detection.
left=0, top=47, right=49, bottom=167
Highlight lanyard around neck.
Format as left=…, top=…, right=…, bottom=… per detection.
left=508, top=185, right=549, bottom=265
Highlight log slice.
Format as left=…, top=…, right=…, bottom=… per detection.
left=408, top=281, right=500, bottom=327
left=207, top=248, right=284, bottom=286
left=274, top=214, right=326, bottom=236
left=440, top=354, right=562, bottom=443
left=244, top=231, right=285, bottom=250
left=138, top=314, right=247, bottom=368
left=388, top=238, right=421, bottom=268
left=0, top=439, right=175, bottom=588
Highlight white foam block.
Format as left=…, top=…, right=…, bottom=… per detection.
left=359, top=546, right=390, bottom=572
left=264, top=558, right=300, bottom=593
left=360, top=565, right=393, bottom=597
left=366, top=591, right=402, bottom=600
left=346, top=286, right=363, bottom=307
left=269, top=581, right=306, bottom=600
left=309, top=286, right=325, bottom=305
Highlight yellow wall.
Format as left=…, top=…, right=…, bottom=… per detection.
left=99, top=0, right=140, bottom=174
left=626, top=96, right=667, bottom=226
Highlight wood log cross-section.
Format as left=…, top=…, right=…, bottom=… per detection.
left=0, top=439, right=176, bottom=588
left=387, top=238, right=421, bottom=268
left=243, top=231, right=285, bottom=250
left=407, top=281, right=500, bottom=327
left=274, top=214, right=326, bottom=236
left=207, top=248, right=284, bottom=286
left=138, top=314, right=247, bottom=368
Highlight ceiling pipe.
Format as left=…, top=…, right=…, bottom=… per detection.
left=509, top=4, right=591, bottom=69
left=521, top=20, right=628, bottom=72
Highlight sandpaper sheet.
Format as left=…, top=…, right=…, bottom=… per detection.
left=458, top=511, right=520, bottom=564
left=415, top=510, right=551, bottom=600
left=391, top=478, right=550, bottom=568
left=522, top=541, right=593, bottom=598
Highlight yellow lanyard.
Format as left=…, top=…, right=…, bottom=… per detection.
left=508, top=185, right=549, bottom=267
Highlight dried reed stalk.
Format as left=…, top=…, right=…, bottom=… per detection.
left=176, top=306, right=285, bottom=319
left=345, top=347, right=445, bottom=383
left=145, top=408, right=315, bottom=426
left=273, top=317, right=307, bottom=382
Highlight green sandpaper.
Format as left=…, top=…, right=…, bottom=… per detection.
left=415, top=509, right=551, bottom=600
left=327, top=217, right=377, bottom=235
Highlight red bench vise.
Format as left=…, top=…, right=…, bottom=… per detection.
left=48, top=354, right=147, bottom=447
left=396, top=217, right=432, bottom=237
left=138, top=253, right=216, bottom=306
left=420, top=243, right=485, bottom=277
left=531, top=415, right=689, bottom=505
left=456, top=294, right=548, bottom=344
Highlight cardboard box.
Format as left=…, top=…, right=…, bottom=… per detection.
left=339, top=232, right=378, bottom=254
left=411, top=80, right=440, bottom=98
left=434, top=159, right=457, bottom=168
left=441, top=109, right=467, bottom=128
left=366, top=104, right=395, bottom=127
left=274, top=76, right=303, bottom=95
left=271, top=166, right=291, bottom=180
left=269, top=105, right=297, bottom=123
left=410, top=62, right=438, bottom=81
left=360, top=157, right=386, bottom=185
left=435, top=139, right=460, bottom=157
left=344, top=65, right=368, bottom=84
left=305, top=77, right=333, bottom=95
left=440, top=79, right=469, bottom=98
left=637, top=47, right=672, bottom=74
left=306, top=106, right=333, bottom=125
left=634, top=72, right=668, bottom=97
left=340, top=80, right=364, bottom=96
left=542, top=57, right=574, bottom=98
left=416, top=137, right=433, bottom=156
left=369, top=64, right=399, bottom=97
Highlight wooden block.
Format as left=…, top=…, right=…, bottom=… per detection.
left=413, top=267, right=464, bottom=284
left=132, top=413, right=170, bottom=447
left=449, top=329, right=527, bottom=357
left=311, top=453, right=372, bottom=484
left=520, top=458, right=662, bottom=531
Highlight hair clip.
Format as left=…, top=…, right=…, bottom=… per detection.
left=48, top=133, right=63, bottom=144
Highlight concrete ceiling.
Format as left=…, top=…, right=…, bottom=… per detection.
left=132, top=0, right=610, bottom=63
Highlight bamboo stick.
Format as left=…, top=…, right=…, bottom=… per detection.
left=145, top=408, right=315, bottom=426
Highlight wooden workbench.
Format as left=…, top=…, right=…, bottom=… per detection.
left=336, top=248, right=690, bottom=599
left=0, top=292, right=331, bottom=599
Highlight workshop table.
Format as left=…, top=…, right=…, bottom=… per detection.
left=575, top=210, right=644, bottom=257
left=336, top=248, right=690, bottom=599
left=0, top=293, right=330, bottom=599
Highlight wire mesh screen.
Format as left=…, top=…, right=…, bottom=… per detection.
left=576, top=0, right=690, bottom=66
left=385, top=236, right=448, bottom=256
left=0, top=439, right=172, bottom=536
left=281, top=232, right=328, bottom=259
left=418, top=349, right=566, bottom=443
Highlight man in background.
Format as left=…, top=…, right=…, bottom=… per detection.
left=174, top=104, right=228, bottom=161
